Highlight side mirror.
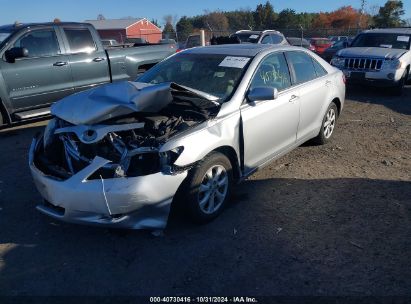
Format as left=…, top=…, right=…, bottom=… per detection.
left=247, top=87, right=279, bottom=102
left=5, top=47, right=29, bottom=63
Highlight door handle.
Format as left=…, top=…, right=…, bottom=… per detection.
left=289, top=95, right=299, bottom=102
left=93, top=57, right=105, bottom=62
left=325, top=80, right=332, bottom=86
left=53, top=61, right=68, bottom=67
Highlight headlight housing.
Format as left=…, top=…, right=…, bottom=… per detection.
left=381, top=59, right=403, bottom=70
left=331, top=57, right=345, bottom=69
left=160, top=146, right=185, bottom=174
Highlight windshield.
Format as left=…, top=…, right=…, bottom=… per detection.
left=0, top=31, right=12, bottom=44
left=351, top=33, right=410, bottom=50
left=331, top=40, right=346, bottom=49
left=287, top=38, right=309, bottom=46
left=138, top=53, right=251, bottom=101
left=233, top=33, right=260, bottom=43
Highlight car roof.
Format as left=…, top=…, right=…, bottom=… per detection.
left=235, top=30, right=262, bottom=35
left=361, top=28, right=411, bottom=34
left=182, top=44, right=303, bottom=57
left=287, top=37, right=309, bottom=42
left=0, top=22, right=92, bottom=31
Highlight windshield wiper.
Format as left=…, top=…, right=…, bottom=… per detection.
left=170, top=83, right=220, bottom=105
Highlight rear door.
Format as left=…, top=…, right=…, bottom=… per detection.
left=241, top=51, right=300, bottom=171
left=285, top=51, right=332, bottom=140
left=59, top=25, right=110, bottom=92
left=0, top=26, right=74, bottom=111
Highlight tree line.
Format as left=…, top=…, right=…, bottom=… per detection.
left=160, top=0, right=408, bottom=41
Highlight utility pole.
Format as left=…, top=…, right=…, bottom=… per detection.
left=358, top=0, right=366, bottom=30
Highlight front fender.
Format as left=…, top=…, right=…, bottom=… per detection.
left=160, top=113, right=241, bottom=167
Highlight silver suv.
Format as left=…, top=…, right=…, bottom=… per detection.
left=231, top=30, right=289, bottom=45
left=331, top=28, right=411, bottom=95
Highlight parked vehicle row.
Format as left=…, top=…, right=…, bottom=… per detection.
left=0, top=22, right=176, bottom=126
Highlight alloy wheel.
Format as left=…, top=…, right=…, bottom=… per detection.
left=323, top=108, right=336, bottom=139
left=198, top=165, right=228, bottom=214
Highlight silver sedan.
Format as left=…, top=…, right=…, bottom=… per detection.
left=30, top=44, right=345, bottom=229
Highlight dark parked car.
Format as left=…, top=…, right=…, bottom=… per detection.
left=321, top=39, right=352, bottom=62
left=286, top=37, right=316, bottom=51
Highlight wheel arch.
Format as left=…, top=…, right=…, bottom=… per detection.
left=332, top=97, right=342, bottom=116
left=212, top=146, right=242, bottom=182
left=0, top=97, right=11, bottom=125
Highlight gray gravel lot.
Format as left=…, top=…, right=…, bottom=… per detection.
left=0, top=85, right=410, bottom=296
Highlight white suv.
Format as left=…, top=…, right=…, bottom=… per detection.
left=331, top=28, right=411, bottom=95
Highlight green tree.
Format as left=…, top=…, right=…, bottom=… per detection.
left=224, top=9, right=255, bottom=30
left=373, top=0, right=405, bottom=27
left=275, top=9, right=299, bottom=28
left=176, top=16, right=194, bottom=42
left=253, top=1, right=277, bottom=30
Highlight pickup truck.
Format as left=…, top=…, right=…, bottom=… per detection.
left=0, top=22, right=176, bottom=126
left=330, top=28, right=411, bottom=95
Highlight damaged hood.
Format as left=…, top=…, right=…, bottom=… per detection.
left=337, top=47, right=407, bottom=59
left=51, top=81, right=173, bottom=125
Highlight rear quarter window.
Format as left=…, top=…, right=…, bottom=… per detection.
left=64, top=28, right=96, bottom=53
left=286, top=51, right=318, bottom=85
left=312, top=58, right=328, bottom=77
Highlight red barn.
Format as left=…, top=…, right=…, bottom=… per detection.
left=85, top=18, right=162, bottom=43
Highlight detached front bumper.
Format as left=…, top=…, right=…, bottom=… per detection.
left=29, top=137, right=188, bottom=229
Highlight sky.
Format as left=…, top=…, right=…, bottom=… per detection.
left=0, top=0, right=410, bottom=26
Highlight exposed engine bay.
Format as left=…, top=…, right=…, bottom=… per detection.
left=34, top=82, right=220, bottom=180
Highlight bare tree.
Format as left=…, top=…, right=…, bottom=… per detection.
left=204, top=10, right=229, bottom=34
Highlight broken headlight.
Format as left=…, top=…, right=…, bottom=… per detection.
left=160, top=146, right=184, bottom=174
left=43, top=118, right=58, bottom=149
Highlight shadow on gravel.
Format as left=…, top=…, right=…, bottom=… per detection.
left=0, top=174, right=410, bottom=296
left=346, top=84, right=411, bottom=115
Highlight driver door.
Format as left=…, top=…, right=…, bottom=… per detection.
left=240, top=51, right=300, bottom=172
left=0, top=26, right=74, bottom=111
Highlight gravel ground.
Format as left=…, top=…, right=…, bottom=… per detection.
left=0, top=85, right=410, bottom=297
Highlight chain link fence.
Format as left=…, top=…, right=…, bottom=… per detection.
left=163, top=28, right=365, bottom=44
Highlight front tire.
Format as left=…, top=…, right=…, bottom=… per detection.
left=181, top=152, right=233, bottom=223
left=0, top=111, right=4, bottom=126
left=392, top=69, right=408, bottom=96
left=313, top=102, right=338, bottom=145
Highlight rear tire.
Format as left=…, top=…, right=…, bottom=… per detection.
left=313, top=102, right=338, bottom=145
left=181, top=152, right=233, bottom=224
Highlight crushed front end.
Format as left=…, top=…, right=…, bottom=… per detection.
left=29, top=82, right=219, bottom=229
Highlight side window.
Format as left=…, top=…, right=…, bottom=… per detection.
left=312, top=58, right=328, bottom=77
left=286, top=51, right=317, bottom=85
left=63, top=28, right=96, bottom=53
left=250, top=52, right=291, bottom=92
left=261, top=35, right=272, bottom=44
left=13, top=29, right=60, bottom=58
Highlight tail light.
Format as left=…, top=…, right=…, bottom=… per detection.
left=342, top=74, right=346, bottom=84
